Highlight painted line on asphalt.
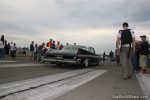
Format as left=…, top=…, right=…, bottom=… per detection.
left=1, top=69, right=106, bottom=100
left=0, top=63, right=47, bottom=68
left=136, top=73, right=150, bottom=100
left=0, top=61, right=17, bottom=63
left=0, top=69, right=94, bottom=98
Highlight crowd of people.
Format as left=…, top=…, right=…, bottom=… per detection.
left=29, top=39, right=71, bottom=62
left=0, top=35, right=17, bottom=59
left=116, top=22, right=150, bottom=80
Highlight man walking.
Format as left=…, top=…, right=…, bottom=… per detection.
left=116, top=22, right=135, bottom=80
left=139, top=35, right=149, bottom=73
left=103, top=52, right=106, bottom=62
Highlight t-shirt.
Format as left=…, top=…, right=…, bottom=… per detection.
left=10, top=44, right=14, bottom=51
left=30, top=44, right=34, bottom=51
left=140, top=41, right=149, bottom=56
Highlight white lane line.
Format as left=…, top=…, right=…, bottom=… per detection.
left=136, top=73, right=150, bottom=100
left=0, top=63, right=46, bottom=68
left=0, top=61, right=17, bottom=63
left=2, top=70, right=106, bottom=100
left=0, top=69, right=93, bottom=97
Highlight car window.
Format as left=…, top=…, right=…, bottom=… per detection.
left=88, top=47, right=95, bottom=53
left=62, top=45, right=87, bottom=51
left=80, top=46, right=87, bottom=50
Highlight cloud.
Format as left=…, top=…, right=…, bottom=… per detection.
left=0, top=0, right=150, bottom=53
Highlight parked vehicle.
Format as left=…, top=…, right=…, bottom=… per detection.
left=43, top=45, right=100, bottom=67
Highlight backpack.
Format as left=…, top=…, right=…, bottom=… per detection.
left=120, top=29, right=133, bottom=57
left=120, top=29, right=133, bottom=45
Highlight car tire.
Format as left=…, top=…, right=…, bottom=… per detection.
left=56, top=63, right=63, bottom=66
left=84, top=59, right=89, bottom=67
left=96, top=59, right=100, bottom=66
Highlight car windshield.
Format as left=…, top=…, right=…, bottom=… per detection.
left=62, top=45, right=87, bottom=50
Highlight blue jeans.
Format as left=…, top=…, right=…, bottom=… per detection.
left=131, top=53, right=139, bottom=71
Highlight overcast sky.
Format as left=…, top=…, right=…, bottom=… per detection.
left=0, top=0, right=150, bottom=54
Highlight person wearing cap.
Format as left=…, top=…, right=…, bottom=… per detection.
left=139, top=35, right=149, bottom=73
left=116, top=22, right=136, bottom=80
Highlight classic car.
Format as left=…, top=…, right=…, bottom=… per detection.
left=43, top=45, right=100, bottom=67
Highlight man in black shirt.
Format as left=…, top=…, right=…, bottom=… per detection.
left=30, top=41, right=34, bottom=60
left=140, top=35, right=149, bottom=73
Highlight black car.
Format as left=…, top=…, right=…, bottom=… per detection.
left=43, top=45, right=100, bottom=67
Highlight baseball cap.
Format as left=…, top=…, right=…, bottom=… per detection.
left=140, top=35, right=146, bottom=38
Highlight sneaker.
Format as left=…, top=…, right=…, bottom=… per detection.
left=142, top=70, right=146, bottom=73
left=140, top=70, right=146, bottom=74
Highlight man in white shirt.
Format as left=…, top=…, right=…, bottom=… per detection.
left=10, top=42, right=14, bottom=58
left=116, top=22, right=135, bottom=80
left=55, top=41, right=60, bottom=50
left=0, top=40, right=4, bottom=59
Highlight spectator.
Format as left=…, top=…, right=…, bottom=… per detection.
left=1, top=35, right=5, bottom=58
left=56, top=41, right=60, bottom=50
left=34, top=44, right=38, bottom=60
left=4, top=40, right=7, bottom=56
left=60, top=44, right=64, bottom=50
left=109, top=50, right=114, bottom=61
left=52, top=41, right=56, bottom=49
left=103, top=52, right=106, bottom=62
left=37, top=43, right=45, bottom=62
left=47, top=39, right=53, bottom=48
left=0, top=40, right=4, bottom=59
left=30, top=41, right=34, bottom=59
left=131, top=41, right=141, bottom=73
left=14, top=43, right=17, bottom=57
left=5, top=43, right=10, bottom=57
left=139, top=35, right=149, bottom=73
left=10, top=42, right=15, bottom=58
left=116, top=22, right=135, bottom=80
left=66, top=43, right=69, bottom=46
left=1, top=35, right=4, bottom=45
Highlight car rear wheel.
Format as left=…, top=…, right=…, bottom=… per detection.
left=96, top=59, right=100, bottom=66
left=56, top=63, right=63, bottom=66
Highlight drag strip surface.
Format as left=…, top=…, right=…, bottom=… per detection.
left=0, top=69, right=106, bottom=100
left=136, top=73, right=150, bottom=99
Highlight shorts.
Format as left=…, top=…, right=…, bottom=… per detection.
left=140, top=55, right=148, bottom=68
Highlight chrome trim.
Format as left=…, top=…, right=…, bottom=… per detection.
left=43, top=58, right=81, bottom=64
